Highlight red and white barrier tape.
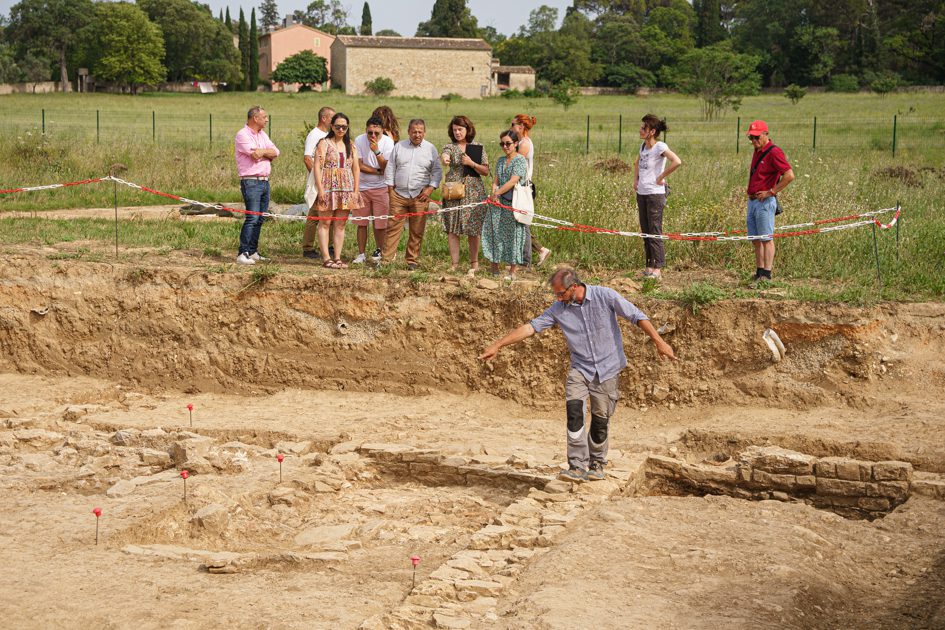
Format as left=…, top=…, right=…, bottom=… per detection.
left=1, top=175, right=902, bottom=242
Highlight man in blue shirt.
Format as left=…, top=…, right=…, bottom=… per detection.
left=479, top=268, right=675, bottom=482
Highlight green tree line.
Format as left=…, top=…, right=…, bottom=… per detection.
left=0, top=0, right=272, bottom=92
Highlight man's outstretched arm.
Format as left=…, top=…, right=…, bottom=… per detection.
left=479, top=323, right=536, bottom=361
left=638, top=319, right=676, bottom=361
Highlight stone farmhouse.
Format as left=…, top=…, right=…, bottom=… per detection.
left=258, top=23, right=335, bottom=91
left=330, top=36, right=495, bottom=99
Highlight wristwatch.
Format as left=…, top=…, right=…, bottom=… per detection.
left=374, top=150, right=381, bottom=156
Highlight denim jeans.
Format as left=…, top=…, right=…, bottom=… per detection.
left=238, top=179, right=270, bottom=255
left=746, top=196, right=777, bottom=241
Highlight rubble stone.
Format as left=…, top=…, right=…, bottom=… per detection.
left=192, top=504, right=229, bottom=535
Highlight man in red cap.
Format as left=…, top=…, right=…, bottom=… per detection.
left=745, top=120, right=794, bottom=285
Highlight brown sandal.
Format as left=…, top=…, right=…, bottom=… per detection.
left=323, top=259, right=340, bottom=269
left=333, top=259, right=349, bottom=269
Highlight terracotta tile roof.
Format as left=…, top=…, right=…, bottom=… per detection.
left=334, top=35, right=492, bottom=51
left=493, top=65, right=535, bottom=74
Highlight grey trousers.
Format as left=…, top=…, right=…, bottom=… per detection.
left=564, top=368, right=619, bottom=470
left=636, top=193, right=667, bottom=268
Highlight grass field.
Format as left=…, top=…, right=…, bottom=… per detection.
left=1, top=91, right=943, bottom=301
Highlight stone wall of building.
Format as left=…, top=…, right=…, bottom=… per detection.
left=334, top=46, right=493, bottom=99
left=645, top=445, right=915, bottom=519
left=507, top=72, right=536, bottom=92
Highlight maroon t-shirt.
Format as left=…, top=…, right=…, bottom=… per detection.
left=747, top=142, right=791, bottom=195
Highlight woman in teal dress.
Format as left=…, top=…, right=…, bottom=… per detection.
left=482, top=129, right=528, bottom=280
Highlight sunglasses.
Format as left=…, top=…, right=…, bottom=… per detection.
left=748, top=134, right=761, bottom=140
left=499, top=141, right=515, bottom=147
left=367, top=130, right=382, bottom=136
left=332, top=124, right=348, bottom=131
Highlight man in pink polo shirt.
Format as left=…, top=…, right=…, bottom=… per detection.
left=234, top=106, right=280, bottom=265
left=745, top=120, right=794, bottom=285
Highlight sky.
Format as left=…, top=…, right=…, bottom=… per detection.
left=0, top=0, right=573, bottom=37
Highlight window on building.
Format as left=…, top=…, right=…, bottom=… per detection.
left=314, top=38, right=320, bottom=48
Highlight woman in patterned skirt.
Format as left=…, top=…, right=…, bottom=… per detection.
left=482, top=129, right=528, bottom=280
left=440, top=115, right=490, bottom=274
left=313, top=112, right=361, bottom=269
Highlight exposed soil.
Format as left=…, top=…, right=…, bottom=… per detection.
left=1, top=247, right=943, bottom=628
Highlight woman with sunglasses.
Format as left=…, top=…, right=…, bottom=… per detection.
left=313, top=112, right=361, bottom=269
left=440, top=115, right=490, bottom=275
left=633, top=114, right=681, bottom=280
left=510, top=113, right=551, bottom=266
left=482, top=130, right=528, bottom=280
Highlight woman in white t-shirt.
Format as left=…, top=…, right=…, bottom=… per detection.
left=633, top=114, right=682, bottom=279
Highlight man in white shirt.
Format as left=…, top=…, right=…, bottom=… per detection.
left=382, top=119, right=442, bottom=270
left=302, top=106, right=335, bottom=259
left=352, top=116, right=393, bottom=263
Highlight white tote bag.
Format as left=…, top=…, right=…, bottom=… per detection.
left=511, top=180, right=534, bottom=225
left=303, top=166, right=318, bottom=210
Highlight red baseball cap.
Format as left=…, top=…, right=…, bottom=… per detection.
left=746, top=120, right=769, bottom=136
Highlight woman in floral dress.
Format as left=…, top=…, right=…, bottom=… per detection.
left=440, top=115, right=490, bottom=274
left=482, top=129, right=528, bottom=280
left=313, top=112, right=361, bottom=269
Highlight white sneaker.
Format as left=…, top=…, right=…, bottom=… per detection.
left=352, top=253, right=366, bottom=264
left=236, top=253, right=256, bottom=265
left=249, top=252, right=268, bottom=262
left=537, top=247, right=552, bottom=266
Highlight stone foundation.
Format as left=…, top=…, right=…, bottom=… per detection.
left=645, top=445, right=914, bottom=519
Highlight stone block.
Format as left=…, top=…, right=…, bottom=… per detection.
left=857, top=497, right=891, bottom=511
left=168, top=439, right=213, bottom=466
left=796, top=475, right=816, bottom=490
left=912, top=479, right=945, bottom=500
left=294, top=524, right=358, bottom=549
left=139, top=448, right=172, bottom=468
left=738, top=446, right=815, bottom=475
left=752, top=469, right=797, bottom=491
left=814, top=460, right=837, bottom=478
left=872, top=461, right=913, bottom=482
left=192, top=503, right=229, bottom=535
left=645, top=455, right=684, bottom=478
left=401, top=449, right=442, bottom=463
left=433, top=612, right=471, bottom=629
left=453, top=580, right=502, bottom=597
left=816, top=477, right=866, bottom=497
left=275, top=440, right=312, bottom=456
left=110, top=430, right=139, bottom=446
left=876, top=481, right=910, bottom=501
left=543, top=479, right=573, bottom=494
left=682, top=465, right=738, bottom=486
left=14, top=428, right=64, bottom=446
left=736, top=466, right=753, bottom=484
left=834, top=459, right=868, bottom=481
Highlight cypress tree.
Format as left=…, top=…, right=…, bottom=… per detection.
left=360, top=2, right=372, bottom=35
left=238, top=8, right=250, bottom=90
left=225, top=7, right=233, bottom=33
left=249, top=8, right=259, bottom=90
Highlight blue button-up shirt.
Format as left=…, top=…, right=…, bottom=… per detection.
left=530, top=284, right=649, bottom=382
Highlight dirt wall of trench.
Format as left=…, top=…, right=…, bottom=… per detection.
left=2, top=255, right=942, bottom=411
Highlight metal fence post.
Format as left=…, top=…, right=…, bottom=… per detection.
left=268, top=116, right=272, bottom=139
left=96, top=110, right=100, bottom=144
left=152, top=110, right=156, bottom=142
left=736, top=116, right=741, bottom=154
left=209, top=113, right=213, bottom=144
left=892, top=114, right=897, bottom=157
left=585, top=115, right=590, bottom=155
left=618, top=114, right=622, bottom=154
left=813, top=116, right=817, bottom=151
left=42, top=108, right=45, bottom=134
